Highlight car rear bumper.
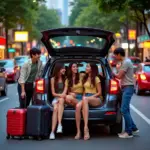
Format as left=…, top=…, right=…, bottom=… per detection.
left=6, top=74, right=15, bottom=81
left=139, top=81, right=150, bottom=90
left=50, top=107, right=118, bottom=125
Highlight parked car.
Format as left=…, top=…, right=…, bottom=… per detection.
left=0, top=68, right=7, bottom=96
left=0, top=59, right=15, bottom=82
left=40, top=55, right=47, bottom=65
left=134, top=62, right=150, bottom=95
left=33, top=27, right=122, bottom=135
left=108, top=55, right=117, bottom=67
left=14, top=55, right=29, bottom=68
left=14, top=55, right=29, bottom=81
left=129, top=56, right=142, bottom=70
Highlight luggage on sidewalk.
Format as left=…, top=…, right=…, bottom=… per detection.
left=26, top=105, right=51, bottom=140
left=6, top=108, right=27, bottom=139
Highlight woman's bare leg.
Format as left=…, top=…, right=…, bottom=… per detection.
left=51, top=103, right=58, bottom=132
left=75, top=101, right=82, bottom=139
left=82, top=96, right=101, bottom=140
left=66, top=95, right=78, bottom=107
left=58, top=98, right=65, bottom=125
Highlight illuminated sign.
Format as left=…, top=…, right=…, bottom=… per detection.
left=128, top=30, right=136, bottom=40
left=14, top=31, right=29, bottom=42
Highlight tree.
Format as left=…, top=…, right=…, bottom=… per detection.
left=69, top=0, right=90, bottom=26
left=74, top=3, right=123, bottom=32
left=0, top=0, right=45, bottom=58
left=95, top=0, right=150, bottom=36
left=30, top=5, right=62, bottom=42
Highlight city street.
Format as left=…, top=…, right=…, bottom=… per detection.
left=0, top=83, right=150, bottom=150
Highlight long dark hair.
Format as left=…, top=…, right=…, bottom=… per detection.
left=67, top=62, right=79, bottom=91
left=83, top=63, right=98, bottom=87
left=52, top=63, right=65, bottom=89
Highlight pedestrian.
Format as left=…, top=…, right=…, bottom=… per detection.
left=145, top=57, right=149, bottom=62
left=82, top=63, right=103, bottom=140
left=65, top=63, right=85, bottom=140
left=113, top=47, right=139, bottom=138
left=49, top=63, right=68, bottom=140
left=18, top=47, right=43, bottom=108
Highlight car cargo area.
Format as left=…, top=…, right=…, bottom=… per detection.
left=47, top=59, right=108, bottom=110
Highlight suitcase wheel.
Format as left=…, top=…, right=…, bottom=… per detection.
left=6, top=135, right=10, bottom=140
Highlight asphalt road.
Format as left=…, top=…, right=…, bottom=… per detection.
left=0, top=83, right=150, bottom=150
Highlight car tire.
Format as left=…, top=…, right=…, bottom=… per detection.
left=109, top=116, right=123, bottom=135
left=1, top=84, right=7, bottom=96
left=135, top=83, right=142, bottom=95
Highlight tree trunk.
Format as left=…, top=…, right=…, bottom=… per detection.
left=142, top=11, right=150, bottom=37
left=5, top=28, right=9, bottom=58
left=135, top=21, right=139, bottom=57
left=126, top=19, right=130, bottom=56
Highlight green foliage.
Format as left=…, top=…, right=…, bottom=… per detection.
left=69, top=0, right=90, bottom=26
left=0, top=0, right=45, bottom=29
left=95, top=0, right=150, bottom=36
left=30, top=5, right=62, bottom=40
left=69, top=0, right=124, bottom=32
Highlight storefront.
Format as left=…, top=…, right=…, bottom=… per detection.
left=138, top=34, right=150, bottom=61
left=0, top=36, right=6, bottom=59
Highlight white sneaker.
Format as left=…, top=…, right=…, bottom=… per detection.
left=132, top=129, right=139, bottom=135
left=57, top=124, right=63, bottom=133
left=49, top=132, right=55, bottom=140
left=118, top=132, right=133, bottom=138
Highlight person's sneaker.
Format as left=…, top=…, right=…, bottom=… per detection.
left=57, top=124, right=63, bottom=133
left=132, top=128, right=139, bottom=135
left=118, top=131, right=126, bottom=136
left=118, top=132, right=133, bottom=138
left=49, top=132, right=55, bottom=140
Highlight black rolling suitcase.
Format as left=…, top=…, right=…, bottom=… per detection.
left=26, top=105, right=51, bottom=140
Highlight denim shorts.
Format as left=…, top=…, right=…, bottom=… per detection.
left=85, top=93, right=94, bottom=97
left=85, top=93, right=103, bottom=101
left=52, top=98, right=58, bottom=106
left=75, top=94, right=83, bottom=101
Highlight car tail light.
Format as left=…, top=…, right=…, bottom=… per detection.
left=140, top=73, right=147, bottom=81
left=105, top=111, right=116, bottom=115
left=110, top=60, right=113, bottom=64
left=109, top=79, right=119, bottom=94
left=35, top=79, right=45, bottom=93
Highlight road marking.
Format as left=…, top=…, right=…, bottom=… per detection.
left=130, top=104, right=150, bottom=125
left=0, top=98, right=9, bottom=103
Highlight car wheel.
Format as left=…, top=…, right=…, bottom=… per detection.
left=1, top=84, right=7, bottom=96
left=135, top=83, right=142, bottom=95
left=109, top=116, right=123, bottom=135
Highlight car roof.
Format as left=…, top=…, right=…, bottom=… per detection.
left=129, top=56, right=141, bottom=60
left=14, top=55, right=29, bottom=58
left=0, top=59, right=13, bottom=61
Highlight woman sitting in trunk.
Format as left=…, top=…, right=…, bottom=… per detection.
left=82, top=63, right=103, bottom=140
left=65, top=62, right=85, bottom=140
left=49, top=63, right=68, bottom=140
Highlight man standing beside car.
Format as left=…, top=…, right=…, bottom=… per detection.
left=113, top=47, right=139, bottom=138
left=18, top=48, right=43, bottom=108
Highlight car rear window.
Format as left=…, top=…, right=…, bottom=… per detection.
left=14, top=56, right=28, bottom=66
left=50, top=36, right=106, bottom=50
left=0, top=60, right=14, bottom=68
left=144, top=65, right=150, bottom=72
left=131, top=59, right=141, bottom=64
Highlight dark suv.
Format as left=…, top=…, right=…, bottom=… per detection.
left=33, top=27, right=122, bottom=135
